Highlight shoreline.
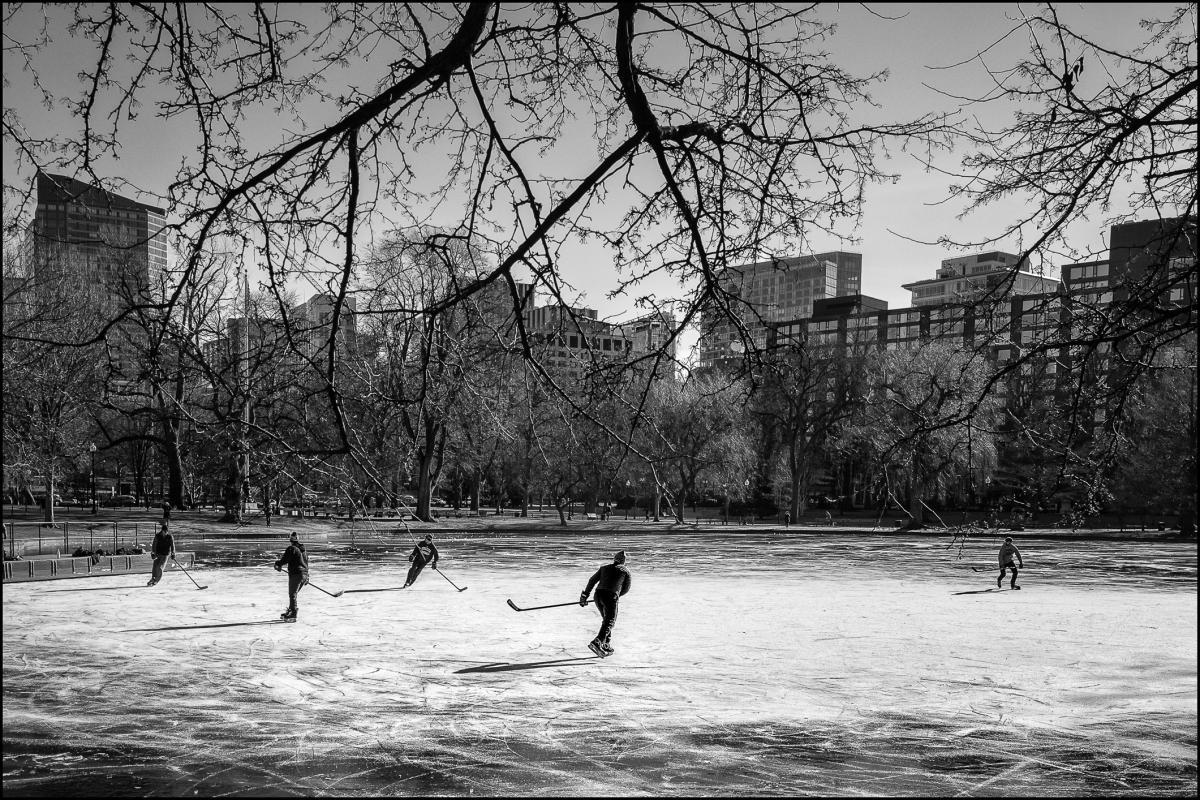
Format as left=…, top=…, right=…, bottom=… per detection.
left=4, top=507, right=1194, bottom=546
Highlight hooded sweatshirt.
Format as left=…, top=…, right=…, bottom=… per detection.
left=584, top=563, right=631, bottom=597
left=276, top=542, right=309, bottom=575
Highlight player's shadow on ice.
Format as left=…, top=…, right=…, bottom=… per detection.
left=43, top=584, right=148, bottom=592
left=952, top=588, right=1007, bottom=595
left=455, top=657, right=599, bottom=674
left=120, top=620, right=291, bottom=632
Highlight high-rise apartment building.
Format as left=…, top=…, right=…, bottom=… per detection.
left=619, top=311, right=679, bottom=362
left=524, top=303, right=633, bottom=380
left=19, top=172, right=168, bottom=387
left=517, top=294, right=679, bottom=382
left=901, top=251, right=1060, bottom=307
left=292, top=292, right=358, bottom=359
left=767, top=217, right=1196, bottom=508
left=24, top=172, right=167, bottom=306
left=697, top=251, right=862, bottom=369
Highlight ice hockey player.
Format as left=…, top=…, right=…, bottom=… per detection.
left=997, top=536, right=1024, bottom=590
left=580, top=550, right=632, bottom=657
left=274, top=531, right=309, bottom=621
left=403, top=534, right=439, bottom=588
left=147, top=521, right=175, bottom=586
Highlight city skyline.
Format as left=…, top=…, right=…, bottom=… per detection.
left=2, top=4, right=1180, bottom=326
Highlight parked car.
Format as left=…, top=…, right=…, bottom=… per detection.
left=101, top=494, right=138, bottom=508
left=398, top=495, right=417, bottom=507
left=430, top=497, right=448, bottom=508
left=34, top=493, right=64, bottom=507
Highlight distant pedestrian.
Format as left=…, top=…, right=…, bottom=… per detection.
left=997, top=536, right=1024, bottom=590
left=274, top=532, right=309, bottom=621
left=403, top=534, right=439, bottom=588
left=162, top=502, right=172, bottom=524
left=580, top=550, right=632, bottom=657
left=147, top=521, right=175, bottom=586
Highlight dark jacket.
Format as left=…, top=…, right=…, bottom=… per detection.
left=409, top=541, right=439, bottom=567
left=275, top=543, right=309, bottom=575
left=151, top=531, right=175, bottom=558
left=584, top=563, right=631, bottom=598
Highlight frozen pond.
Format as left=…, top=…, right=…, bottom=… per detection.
left=3, top=531, right=1196, bottom=796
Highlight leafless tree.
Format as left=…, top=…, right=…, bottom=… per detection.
left=3, top=3, right=950, bottom=484
left=932, top=4, right=1196, bottom=404
left=836, top=340, right=1001, bottom=528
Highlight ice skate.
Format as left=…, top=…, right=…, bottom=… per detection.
left=600, top=642, right=614, bottom=656
left=588, top=639, right=606, bottom=658
left=996, top=575, right=1002, bottom=588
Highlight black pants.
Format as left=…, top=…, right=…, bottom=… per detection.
left=594, top=591, right=619, bottom=644
left=287, top=573, right=308, bottom=614
left=150, top=554, right=169, bottom=584
left=999, top=563, right=1019, bottom=587
left=405, top=558, right=429, bottom=586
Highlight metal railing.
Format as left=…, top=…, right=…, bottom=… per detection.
left=3, top=521, right=159, bottom=559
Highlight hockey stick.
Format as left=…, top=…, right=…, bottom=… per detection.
left=342, top=586, right=405, bottom=594
left=172, top=557, right=208, bottom=591
left=507, top=598, right=593, bottom=612
left=306, top=580, right=344, bottom=598
left=434, top=567, right=467, bottom=592
left=971, top=566, right=1026, bottom=572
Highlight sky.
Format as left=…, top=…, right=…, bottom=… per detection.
left=2, top=3, right=1183, bottom=336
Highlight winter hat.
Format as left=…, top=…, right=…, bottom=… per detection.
left=613, top=550, right=626, bottom=564
left=1004, top=536, right=1013, bottom=543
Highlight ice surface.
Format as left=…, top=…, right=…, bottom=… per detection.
left=3, top=531, right=1196, bottom=796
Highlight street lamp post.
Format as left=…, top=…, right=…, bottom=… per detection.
left=89, top=443, right=98, bottom=514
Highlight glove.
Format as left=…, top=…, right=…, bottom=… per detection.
left=579, top=593, right=588, bottom=606
left=274, top=564, right=282, bottom=572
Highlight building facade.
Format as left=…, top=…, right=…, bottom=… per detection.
left=697, top=251, right=862, bottom=370
left=25, top=172, right=167, bottom=305
left=766, top=219, right=1196, bottom=506
left=20, top=172, right=169, bottom=386
left=901, top=251, right=1060, bottom=307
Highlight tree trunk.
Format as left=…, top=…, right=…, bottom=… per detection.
left=163, top=416, right=186, bottom=509
left=471, top=465, right=482, bottom=513
left=415, top=418, right=443, bottom=522
left=220, top=451, right=245, bottom=523
left=42, top=459, right=56, bottom=524
left=907, top=480, right=927, bottom=526
left=789, top=460, right=813, bottom=519
left=670, top=472, right=685, bottom=524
